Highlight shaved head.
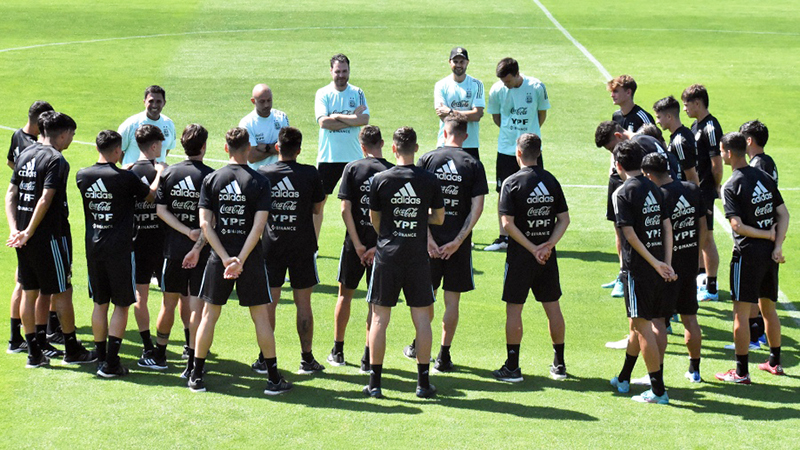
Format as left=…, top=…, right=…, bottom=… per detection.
left=251, top=84, right=273, bottom=117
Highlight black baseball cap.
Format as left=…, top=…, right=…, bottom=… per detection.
left=449, top=47, right=469, bottom=60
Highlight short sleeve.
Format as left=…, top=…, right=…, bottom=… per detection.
left=486, top=84, right=501, bottom=115
left=239, top=116, right=258, bottom=147
left=255, top=176, right=271, bottom=212
left=430, top=176, right=444, bottom=210
left=199, top=174, right=214, bottom=210
left=311, top=168, right=326, bottom=203
left=166, top=122, right=177, bottom=151
left=130, top=171, right=151, bottom=200
left=314, top=89, right=328, bottom=122
left=722, top=181, right=742, bottom=219
left=537, top=82, right=551, bottom=111
left=614, top=187, right=635, bottom=228
left=552, top=178, right=568, bottom=214
left=368, top=174, right=382, bottom=211
left=337, top=163, right=354, bottom=200
left=471, top=161, right=489, bottom=197
left=433, top=81, right=446, bottom=108
left=497, top=178, right=515, bottom=216
left=473, top=79, right=486, bottom=108
left=358, top=88, right=369, bottom=116
left=42, top=155, right=61, bottom=189
left=707, top=122, right=721, bottom=157
left=155, top=172, right=168, bottom=204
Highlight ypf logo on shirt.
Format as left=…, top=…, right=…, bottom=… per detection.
left=527, top=182, right=554, bottom=204
left=391, top=182, right=421, bottom=205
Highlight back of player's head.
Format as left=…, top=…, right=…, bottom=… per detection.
left=495, top=57, right=519, bottom=78
left=37, top=110, right=56, bottom=137
left=681, top=84, right=709, bottom=108
left=330, top=53, right=350, bottom=68
left=393, top=127, right=417, bottom=155
left=641, top=152, right=668, bottom=175
left=144, top=85, right=166, bottom=100
left=638, top=124, right=666, bottom=147
left=739, top=120, right=769, bottom=147
left=277, top=127, right=303, bottom=156
left=607, top=75, right=637, bottom=95
left=443, top=114, right=468, bottom=137
left=516, top=133, right=542, bottom=161
left=594, top=121, right=624, bottom=148
left=28, top=101, right=54, bottom=121
left=135, top=124, right=165, bottom=149
left=181, top=124, right=208, bottom=157
left=359, top=125, right=382, bottom=149
left=613, top=140, right=644, bottom=172
left=96, top=130, right=122, bottom=154
left=41, top=112, right=77, bottom=136
left=653, top=95, right=680, bottom=116
left=225, top=127, right=250, bottom=153
left=721, top=132, right=747, bottom=156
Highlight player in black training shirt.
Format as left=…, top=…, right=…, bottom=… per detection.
left=608, top=75, right=654, bottom=133
left=128, top=125, right=167, bottom=367
left=255, top=127, right=326, bottom=375
left=642, top=153, right=707, bottom=383
left=76, top=130, right=154, bottom=378
left=328, top=125, right=392, bottom=372
left=716, top=133, right=789, bottom=384
left=682, top=84, right=722, bottom=302
left=609, top=140, right=676, bottom=405
left=154, top=124, right=215, bottom=377
left=491, top=134, right=569, bottom=383
left=411, top=115, right=487, bottom=372
left=653, top=96, right=699, bottom=185
left=6, top=101, right=55, bottom=354
left=192, top=127, right=290, bottom=395
left=365, top=127, right=444, bottom=399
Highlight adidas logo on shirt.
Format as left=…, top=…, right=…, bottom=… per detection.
left=85, top=178, right=113, bottom=199
left=642, top=191, right=660, bottom=214
left=219, top=180, right=246, bottom=201
left=435, top=160, right=462, bottom=182
left=391, top=182, right=421, bottom=205
left=140, top=175, right=149, bottom=185
left=671, top=195, right=696, bottom=220
left=272, top=177, right=300, bottom=198
left=752, top=180, right=773, bottom=204
left=171, top=176, right=200, bottom=198
left=527, top=182, right=554, bottom=204
left=359, top=175, right=374, bottom=192
left=17, top=158, right=36, bottom=178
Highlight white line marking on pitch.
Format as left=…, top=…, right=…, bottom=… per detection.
left=530, top=0, right=799, bottom=325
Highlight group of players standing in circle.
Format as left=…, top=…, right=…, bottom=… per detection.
left=5, top=48, right=788, bottom=402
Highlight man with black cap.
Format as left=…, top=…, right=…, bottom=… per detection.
left=434, top=47, right=485, bottom=161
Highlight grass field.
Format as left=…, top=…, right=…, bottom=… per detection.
left=1, top=0, right=799, bottom=448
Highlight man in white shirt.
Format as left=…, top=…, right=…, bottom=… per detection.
left=118, top=85, right=176, bottom=165
left=434, top=47, right=484, bottom=160
left=239, top=84, right=290, bottom=170
left=314, top=54, right=370, bottom=238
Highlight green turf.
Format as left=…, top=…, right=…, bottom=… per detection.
left=1, top=0, right=799, bottom=448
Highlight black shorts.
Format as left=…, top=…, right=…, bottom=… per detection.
left=337, top=236, right=372, bottom=290
left=495, top=153, right=520, bottom=193
left=88, top=253, right=137, bottom=307
left=664, top=254, right=699, bottom=315
left=16, top=235, right=72, bottom=295
left=430, top=238, right=474, bottom=293
left=502, top=249, right=561, bottom=304
left=622, top=270, right=664, bottom=321
left=463, top=147, right=479, bottom=161
left=134, top=237, right=164, bottom=285
left=199, top=253, right=272, bottom=307
left=318, top=162, right=348, bottom=195
left=730, top=249, right=779, bottom=304
left=265, top=248, right=319, bottom=289
left=161, top=252, right=210, bottom=297
left=606, top=174, right=623, bottom=222
left=368, top=253, right=435, bottom=308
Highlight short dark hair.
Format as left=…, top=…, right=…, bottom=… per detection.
left=225, top=127, right=250, bottom=153
left=496, top=57, right=519, bottom=78
left=330, top=53, right=350, bottom=68
left=595, top=121, right=624, bottom=148
left=681, top=84, right=709, bottom=108
left=181, top=124, right=208, bottom=157
left=443, top=114, right=468, bottom=137
left=277, top=127, right=302, bottom=156
left=41, top=112, right=77, bottom=136
left=739, top=120, right=769, bottom=147
left=37, top=110, right=56, bottom=137
left=359, top=125, right=382, bottom=149
left=96, top=130, right=122, bottom=153
left=135, top=124, right=165, bottom=149
left=393, top=127, right=417, bottom=155
left=28, top=101, right=53, bottom=121
left=613, top=140, right=644, bottom=172
left=607, top=75, right=637, bottom=95
left=144, top=85, right=166, bottom=100
left=653, top=95, right=680, bottom=116
left=641, top=152, right=668, bottom=175
left=638, top=124, right=666, bottom=147
left=516, top=133, right=542, bottom=161
left=721, top=132, right=747, bottom=156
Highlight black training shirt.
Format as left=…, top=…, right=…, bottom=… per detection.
left=156, top=159, right=215, bottom=258
left=338, top=157, right=393, bottom=246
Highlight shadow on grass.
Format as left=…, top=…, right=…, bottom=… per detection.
left=558, top=250, right=619, bottom=263
left=670, top=383, right=800, bottom=420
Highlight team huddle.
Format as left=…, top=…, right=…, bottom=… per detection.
left=4, top=49, right=789, bottom=402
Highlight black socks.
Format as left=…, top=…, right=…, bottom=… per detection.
left=553, top=343, right=565, bottom=367
left=506, top=344, right=520, bottom=370
left=735, top=353, right=749, bottom=377
left=618, top=353, right=638, bottom=382
left=369, top=364, right=382, bottom=390
left=140, top=330, right=154, bottom=352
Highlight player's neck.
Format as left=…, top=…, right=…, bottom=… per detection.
left=667, top=121, right=680, bottom=134
left=256, top=109, right=271, bottom=119
left=145, top=110, right=161, bottom=121
left=364, top=149, right=382, bottom=159
left=41, top=137, right=61, bottom=151
left=187, top=155, right=204, bottom=162
left=730, top=156, right=748, bottom=170
left=746, top=146, right=765, bottom=158
left=396, top=154, right=415, bottom=165
left=278, top=155, right=297, bottom=163
left=621, top=169, right=642, bottom=179
left=22, top=122, right=37, bottom=136
left=618, top=100, right=635, bottom=115
left=452, top=73, right=467, bottom=83
left=443, top=139, right=464, bottom=148
left=97, top=154, right=116, bottom=164
left=652, top=175, right=672, bottom=187
left=695, top=109, right=710, bottom=122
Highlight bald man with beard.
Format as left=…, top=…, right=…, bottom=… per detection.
left=239, top=84, right=291, bottom=170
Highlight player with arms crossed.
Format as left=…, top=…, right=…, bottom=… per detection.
left=365, top=127, right=444, bottom=398
left=328, top=125, right=393, bottom=372
left=191, top=127, right=290, bottom=395
left=118, top=85, right=176, bottom=165
left=492, top=133, right=569, bottom=382
left=239, top=84, right=289, bottom=170
left=433, top=47, right=484, bottom=160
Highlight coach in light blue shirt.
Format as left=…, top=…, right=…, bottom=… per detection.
left=118, top=85, right=176, bottom=166
left=434, top=46, right=485, bottom=160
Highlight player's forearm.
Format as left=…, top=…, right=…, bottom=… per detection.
left=157, top=205, right=192, bottom=237
left=538, top=110, right=547, bottom=127
left=686, top=167, right=699, bottom=186
left=460, top=108, right=484, bottom=122
left=429, top=207, right=445, bottom=226
left=6, top=161, right=13, bottom=170
left=200, top=210, right=230, bottom=260
left=502, top=216, right=537, bottom=255
left=192, top=233, right=207, bottom=251
left=342, top=201, right=364, bottom=249
left=662, top=219, right=673, bottom=266
left=5, top=186, right=18, bottom=232
left=774, top=205, right=790, bottom=247
left=24, top=189, right=55, bottom=236
left=335, top=113, right=369, bottom=127
left=370, top=210, right=381, bottom=234
left=492, top=114, right=501, bottom=128
left=237, top=212, right=268, bottom=263
left=730, top=217, right=772, bottom=240
left=622, top=226, right=662, bottom=269
left=711, top=156, right=723, bottom=186
left=452, top=197, right=484, bottom=244
left=545, top=212, right=570, bottom=248
left=319, top=117, right=349, bottom=130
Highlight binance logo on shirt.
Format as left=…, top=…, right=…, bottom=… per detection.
left=220, top=180, right=246, bottom=201
left=272, top=177, right=300, bottom=198
left=527, top=182, right=554, bottom=204
left=85, top=179, right=112, bottom=199
left=752, top=181, right=773, bottom=204
left=18, top=158, right=36, bottom=178
left=642, top=191, right=660, bottom=214
left=435, top=160, right=462, bottom=182
left=391, top=182, right=421, bottom=205
left=171, top=176, right=200, bottom=198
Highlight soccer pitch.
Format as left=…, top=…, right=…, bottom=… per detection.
left=1, top=0, right=799, bottom=447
